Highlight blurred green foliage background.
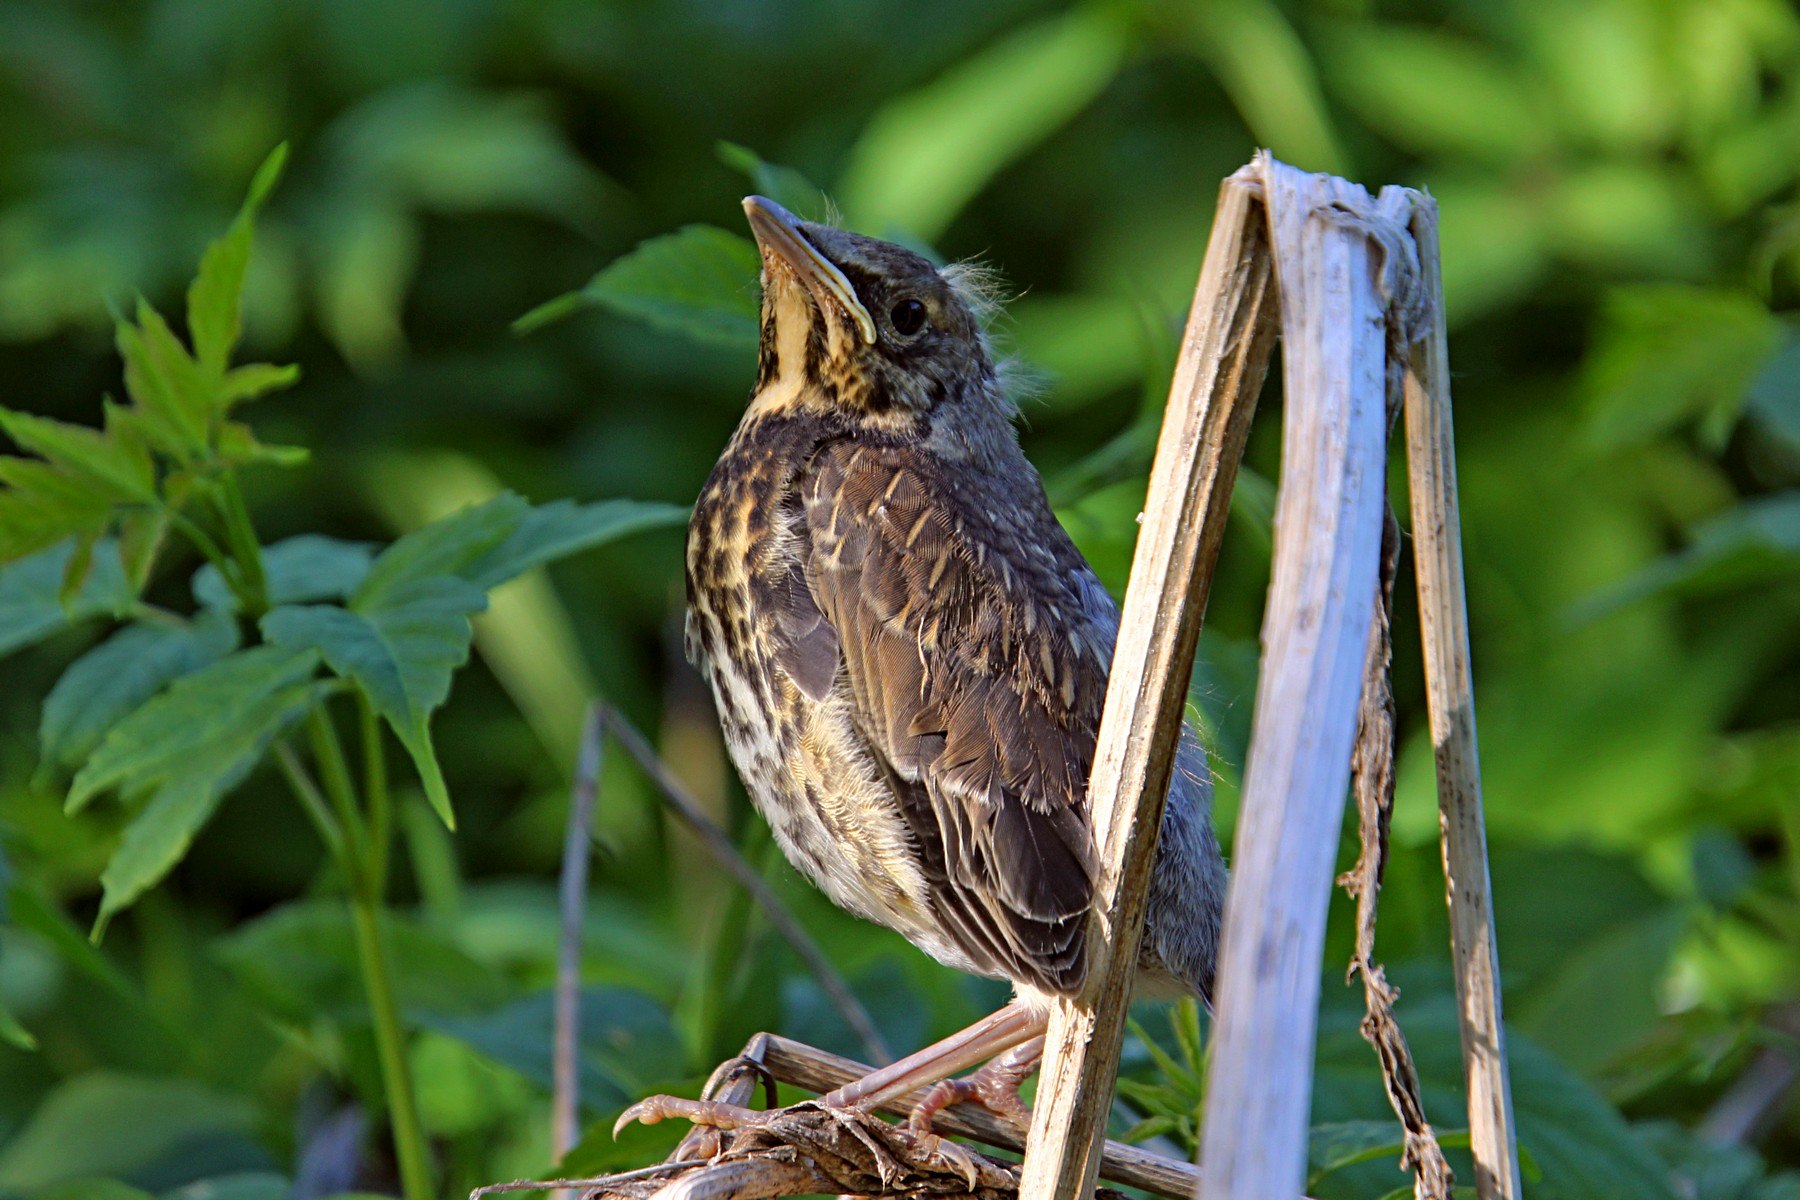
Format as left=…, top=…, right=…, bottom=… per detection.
left=1, top=0, right=1799, bottom=1197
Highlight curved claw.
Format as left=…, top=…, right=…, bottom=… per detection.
left=613, top=1095, right=764, bottom=1139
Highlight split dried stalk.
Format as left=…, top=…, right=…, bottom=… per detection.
left=1402, top=201, right=1521, bottom=1200
left=1196, top=156, right=1418, bottom=1200
left=1340, top=510, right=1454, bottom=1200
left=1021, top=154, right=1279, bottom=1200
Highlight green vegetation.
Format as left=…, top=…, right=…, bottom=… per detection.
left=0, top=2, right=1797, bottom=1198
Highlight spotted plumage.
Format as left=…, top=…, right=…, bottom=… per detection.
left=684, top=198, right=1226, bottom=1008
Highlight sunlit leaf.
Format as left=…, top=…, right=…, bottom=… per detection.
left=187, top=143, right=287, bottom=377
left=1324, top=23, right=1547, bottom=164
left=840, top=8, right=1130, bottom=240
left=1172, top=0, right=1350, bottom=174
left=517, top=225, right=761, bottom=344
left=1583, top=286, right=1781, bottom=448
left=39, top=609, right=240, bottom=773
left=263, top=577, right=489, bottom=829
left=1577, top=491, right=1800, bottom=615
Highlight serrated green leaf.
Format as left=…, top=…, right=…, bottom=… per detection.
left=188, top=144, right=287, bottom=378
left=194, top=534, right=376, bottom=611
left=353, top=492, right=528, bottom=608
left=94, top=678, right=323, bottom=934
left=0, top=407, right=156, bottom=502
left=462, top=498, right=689, bottom=590
left=118, top=302, right=209, bottom=459
left=518, top=226, right=761, bottom=344
left=263, top=577, right=489, bottom=828
left=216, top=420, right=308, bottom=470
left=67, top=645, right=321, bottom=813
left=840, top=8, right=1130, bottom=240
left=0, top=458, right=119, bottom=562
left=0, top=539, right=133, bottom=658
left=39, top=610, right=240, bottom=773
left=116, top=508, right=168, bottom=592
left=218, top=362, right=300, bottom=407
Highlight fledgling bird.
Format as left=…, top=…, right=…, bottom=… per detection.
left=667, top=196, right=1226, bottom=1135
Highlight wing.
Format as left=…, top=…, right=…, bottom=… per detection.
left=780, top=440, right=1108, bottom=994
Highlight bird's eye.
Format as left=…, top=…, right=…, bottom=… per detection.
left=889, top=298, right=927, bottom=337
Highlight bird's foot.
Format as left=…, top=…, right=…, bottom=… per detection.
left=614, top=1095, right=766, bottom=1138
left=905, top=1038, right=1040, bottom=1139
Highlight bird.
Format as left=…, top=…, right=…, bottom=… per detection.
left=636, top=195, right=1226, bottom=1142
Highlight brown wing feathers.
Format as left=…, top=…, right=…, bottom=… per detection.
left=789, top=441, right=1099, bottom=993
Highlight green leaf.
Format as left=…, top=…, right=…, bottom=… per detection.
left=214, top=899, right=507, bottom=1023
left=30, top=1181, right=154, bottom=1200
left=215, top=420, right=308, bottom=470
left=1323, top=23, right=1548, bottom=164
left=716, top=142, right=830, bottom=222
left=0, top=1073, right=257, bottom=1193
left=67, top=645, right=321, bottom=814
left=839, top=8, right=1130, bottom=240
left=93, top=677, right=325, bottom=934
left=193, top=534, right=376, bottom=611
left=116, top=302, right=210, bottom=461
left=420, top=987, right=685, bottom=1112
left=157, top=1173, right=291, bottom=1200
left=1576, top=492, right=1800, bottom=616
left=517, top=225, right=762, bottom=344
left=187, top=144, right=287, bottom=378
left=39, top=609, right=240, bottom=773
left=0, top=455, right=124, bottom=563
left=1584, top=286, right=1782, bottom=449
left=0, top=406, right=156, bottom=503
left=0, top=539, right=133, bottom=658
left=0, top=998, right=34, bottom=1052
left=218, top=362, right=300, bottom=407
left=353, top=492, right=528, bottom=608
left=263, top=577, right=489, bottom=828
left=1172, top=0, right=1350, bottom=175
left=461, top=497, right=689, bottom=590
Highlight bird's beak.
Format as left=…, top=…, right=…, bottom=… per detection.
left=742, top=196, right=877, bottom=345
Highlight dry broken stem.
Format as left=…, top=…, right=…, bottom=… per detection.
left=1339, top=505, right=1454, bottom=1200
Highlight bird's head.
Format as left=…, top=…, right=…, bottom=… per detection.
left=742, top=196, right=1007, bottom=435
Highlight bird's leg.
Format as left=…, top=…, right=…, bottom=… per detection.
left=819, top=1000, right=1046, bottom=1111
left=906, top=1034, right=1045, bottom=1136
left=612, top=1003, right=1046, bottom=1145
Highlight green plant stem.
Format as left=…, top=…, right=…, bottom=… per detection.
left=214, top=475, right=268, bottom=614
left=274, top=741, right=345, bottom=861
left=167, top=511, right=256, bottom=611
left=348, top=883, right=434, bottom=1200
left=296, top=704, right=435, bottom=1200
left=307, top=707, right=364, bottom=862
left=358, top=691, right=392, bottom=895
